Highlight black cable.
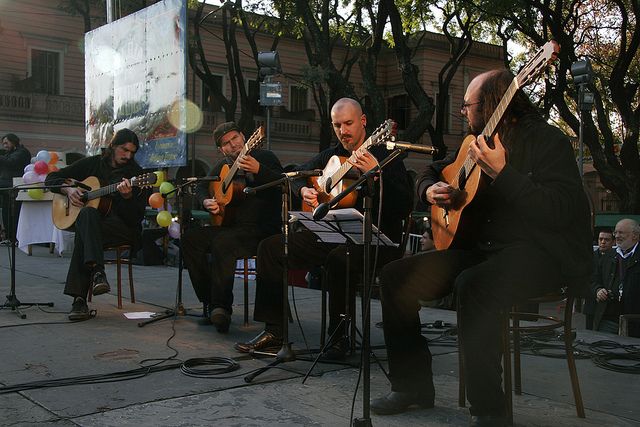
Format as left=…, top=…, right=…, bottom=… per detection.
left=180, top=357, right=240, bottom=378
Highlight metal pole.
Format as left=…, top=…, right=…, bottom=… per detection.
left=578, top=85, right=584, bottom=180
left=106, top=0, right=113, bottom=23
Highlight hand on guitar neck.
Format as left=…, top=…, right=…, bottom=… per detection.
left=467, top=134, right=507, bottom=180
left=346, top=150, right=379, bottom=174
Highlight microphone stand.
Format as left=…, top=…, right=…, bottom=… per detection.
left=0, top=183, right=80, bottom=319
left=312, top=149, right=404, bottom=427
left=138, top=177, right=219, bottom=327
left=242, top=174, right=298, bottom=383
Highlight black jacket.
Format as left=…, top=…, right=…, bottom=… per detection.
left=292, top=142, right=413, bottom=243
left=0, top=145, right=31, bottom=188
left=195, top=148, right=283, bottom=236
left=45, top=155, right=147, bottom=229
left=417, top=115, right=592, bottom=292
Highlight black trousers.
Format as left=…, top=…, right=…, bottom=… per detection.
left=182, top=225, right=264, bottom=313
left=379, top=244, right=561, bottom=416
left=65, top=207, right=134, bottom=299
left=254, top=229, right=400, bottom=337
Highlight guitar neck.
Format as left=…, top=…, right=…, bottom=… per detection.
left=86, top=182, right=119, bottom=201
left=457, top=78, right=520, bottom=184
left=330, top=137, right=375, bottom=184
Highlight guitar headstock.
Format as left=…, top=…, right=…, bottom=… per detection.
left=367, top=119, right=397, bottom=148
left=516, top=41, right=560, bottom=88
left=245, top=126, right=266, bottom=152
left=131, top=172, right=158, bottom=188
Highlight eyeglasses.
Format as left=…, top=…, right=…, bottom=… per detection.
left=460, top=101, right=483, bottom=111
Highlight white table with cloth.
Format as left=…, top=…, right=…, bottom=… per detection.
left=16, top=198, right=74, bottom=256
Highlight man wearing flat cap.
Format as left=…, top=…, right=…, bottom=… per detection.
left=45, top=128, right=148, bottom=320
left=183, top=121, right=283, bottom=333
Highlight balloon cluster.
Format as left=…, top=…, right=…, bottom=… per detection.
left=147, top=171, right=180, bottom=238
left=23, top=150, right=61, bottom=199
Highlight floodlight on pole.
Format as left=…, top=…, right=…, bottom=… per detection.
left=258, top=51, right=283, bottom=150
left=570, top=57, right=595, bottom=179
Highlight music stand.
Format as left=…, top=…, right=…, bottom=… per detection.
left=312, top=148, right=405, bottom=427
left=0, top=183, right=78, bottom=318
left=138, top=177, right=219, bottom=327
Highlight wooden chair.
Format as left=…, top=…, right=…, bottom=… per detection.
left=458, top=292, right=585, bottom=425
left=235, top=256, right=256, bottom=326
left=87, top=244, right=134, bottom=309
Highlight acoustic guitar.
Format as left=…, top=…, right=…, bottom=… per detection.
left=208, top=126, right=265, bottom=226
left=302, top=119, right=397, bottom=212
left=431, top=41, right=560, bottom=250
left=52, top=173, right=157, bottom=231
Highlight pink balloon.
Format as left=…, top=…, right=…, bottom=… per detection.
left=38, top=173, right=47, bottom=182
left=34, top=160, right=48, bottom=175
left=168, top=221, right=181, bottom=239
left=23, top=171, right=40, bottom=184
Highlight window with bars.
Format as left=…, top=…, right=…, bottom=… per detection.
left=31, top=49, right=60, bottom=95
left=201, top=75, right=224, bottom=112
left=290, top=85, right=308, bottom=112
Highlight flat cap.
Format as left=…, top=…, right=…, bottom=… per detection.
left=213, top=121, right=240, bottom=147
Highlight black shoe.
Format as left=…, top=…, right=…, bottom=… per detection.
left=469, top=415, right=507, bottom=427
left=234, top=330, right=282, bottom=353
left=69, top=297, right=90, bottom=321
left=91, top=269, right=110, bottom=296
left=210, top=307, right=231, bottom=333
left=322, top=337, right=349, bottom=361
left=371, top=391, right=434, bottom=415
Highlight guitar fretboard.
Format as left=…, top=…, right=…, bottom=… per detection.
left=454, top=78, right=520, bottom=188
left=85, top=177, right=141, bottom=201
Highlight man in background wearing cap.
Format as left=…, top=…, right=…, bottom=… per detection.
left=46, top=128, right=147, bottom=320
left=182, top=121, right=283, bottom=333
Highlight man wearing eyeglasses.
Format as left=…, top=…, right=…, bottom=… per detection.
left=592, top=218, right=640, bottom=336
left=182, top=121, right=283, bottom=333
left=371, top=70, right=592, bottom=426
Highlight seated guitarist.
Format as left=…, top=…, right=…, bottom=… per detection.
left=370, top=70, right=592, bottom=425
left=45, top=129, right=147, bottom=321
left=235, top=98, right=412, bottom=359
left=182, top=121, right=283, bottom=333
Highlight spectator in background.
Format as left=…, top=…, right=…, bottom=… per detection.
left=420, top=228, right=435, bottom=252
left=592, top=219, right=640, bottom=336
left=0, top=133, right=31, bottom=240
left=584, top=229, right=615, bottom=329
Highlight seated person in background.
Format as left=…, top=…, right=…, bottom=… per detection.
left=45, top=129, right=147, bottom=320
left=235, top=97, right=412, bottom=359
left=182, top=121, right=283, bottom=333
left=592, top=218, right=640, bottom=337
left=420, top=228, right=434, bottom=252
left=584, top=229, right=614, bottom=329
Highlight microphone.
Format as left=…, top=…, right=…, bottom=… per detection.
left=182, top=176, right=221, bottom=182
left=312, top=202, right=330, bottom=220
left=386, top=141, right=438, bottom=155
left=75, top=181, right=92, bottom=191
left=283, top=170, right=323, bottom=178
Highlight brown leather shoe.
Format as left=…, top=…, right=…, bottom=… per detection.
left=234, top=330, right=282, bottom=353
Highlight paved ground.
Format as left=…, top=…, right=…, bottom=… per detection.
left=1, top=244, right=639, bottom=426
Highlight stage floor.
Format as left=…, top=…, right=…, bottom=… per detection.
left=0, top=245, right=638, bottom=426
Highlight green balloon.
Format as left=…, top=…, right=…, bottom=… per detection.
left=27, top=188, right=44, bottom=200
left=159, top=181, right=175, bottom=195
left=156, top=210, right=172, bottom=227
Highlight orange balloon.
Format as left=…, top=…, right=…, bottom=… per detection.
left=48, top=164, right=59, bottom=172
left=148, top=192, right=164, bottom=209
left=48, top=152, right=59, bottom=164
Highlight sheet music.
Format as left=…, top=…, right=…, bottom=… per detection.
left=290, top=208, right=397, bottom=247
